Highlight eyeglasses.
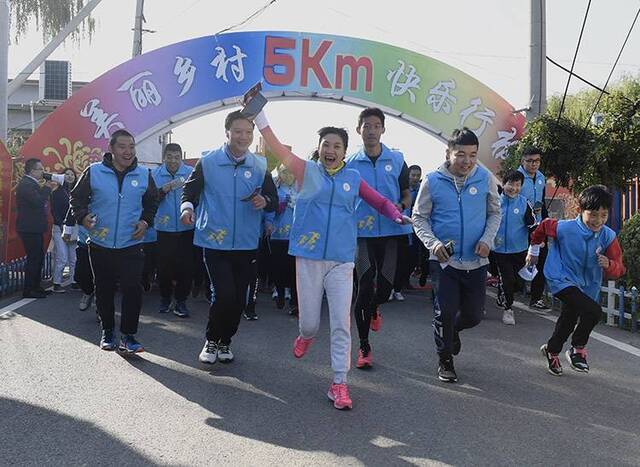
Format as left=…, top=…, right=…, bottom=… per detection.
left=523, top=159, right=541, bottom=164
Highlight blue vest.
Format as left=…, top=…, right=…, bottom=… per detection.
left=153, top=163, right=194, bottom=233
left=193, top=147, right=267, bottom=251
left=272, top=185, right=295, bottom=241
left=346, top=144, right=411, bottom=237
left=494, top=194, right=529, bottom=254
left=427, top=166, right=490, bottom=261
left=88, top=162, right=149, bottom=249
left=518, top=166, right=546, bottom=222
left=544, top=217, right=616, bottom=301
left=289, top=161, right=362, bottom=263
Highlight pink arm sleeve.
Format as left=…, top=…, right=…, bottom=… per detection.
left=358, top=180, right=403, bottom=221
left=259, top=126, right=306, bottom=184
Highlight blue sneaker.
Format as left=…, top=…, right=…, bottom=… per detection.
left=159, top=298, right=172, bottom=313
left=173, top=301, right=190, bottom=318
left=100, top=329, right=117, bottom=351
left=118, top=334, right=144, bottom=354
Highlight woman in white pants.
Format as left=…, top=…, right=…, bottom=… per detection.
left=254, top=110, right=409, bottom=410
left=50, top=169, right=78, bottom=292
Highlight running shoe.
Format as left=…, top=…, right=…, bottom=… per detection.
left=199, top=340, right=218, bottom=364
left=327, top=383, right=352, bottom=410
left=293, top=336, right=313, bottom=358
left=438, top=357, right=458, bottom=382
left=118, top=335, right=144, bottom=354
left=217, top=343, right=234, bottom=363
left=540, top=344, right=562, bottom=376
left=502, top=309, right=516, bottom=325
left=100, top=329, right=117, bottom=351
left=565, top=346, right=589, bottom=373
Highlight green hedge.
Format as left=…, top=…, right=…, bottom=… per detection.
left=619, top=213, right=640, bottom=288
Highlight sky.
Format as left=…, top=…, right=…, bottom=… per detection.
left=7, top=0, right=640, bottom=172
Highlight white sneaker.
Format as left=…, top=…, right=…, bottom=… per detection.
left=502, top=309, right=516, bottom=325
left=392, top=291, right=405, bottom=301
left=217, top=343, right=234, bottom=363
left=271, top=288, right=278, bottom=300
left=284, top=287, right=292, bottom=300
left=388, top=291, right=394, bottom=301
left=199, top=340, right=218, bottom=364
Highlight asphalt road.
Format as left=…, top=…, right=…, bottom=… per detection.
left=1, top=284, right=640, bottom=466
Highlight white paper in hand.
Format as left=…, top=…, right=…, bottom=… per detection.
left=518, top=265, right=538, bottom=282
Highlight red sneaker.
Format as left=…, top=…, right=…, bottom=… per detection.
left=356, top=348, right=373, bottom=369
left=370, top=308, right=383, bottom=332
left=293, top=336, right=313, bottom=358
left=327, top=383, right=352, bottom=410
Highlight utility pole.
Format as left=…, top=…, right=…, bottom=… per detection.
left=0, top=0, right=10, bottom=143
left=132, top=0, right=145, bottom=57
left=527, top=0, right=547, bottom=120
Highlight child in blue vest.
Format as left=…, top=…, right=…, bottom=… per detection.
left=493, top=170, right=536, bottom=325
left=527, top=185, right=625, bottom=375
left=253, top=108, right=410, bottom=410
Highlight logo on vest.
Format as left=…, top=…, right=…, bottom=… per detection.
left=469, top=186, right=478, bottom=195
left=537, top=179, right=543, bottom=185
left=513, top=208, right=520, bottom=214
left=343, top=183, right=351, bottom=192
left=385, top=164, right=393, bottom=172
left=179, top=176, right=185, bottom=182
left=244, top=170, right=252, bottom=179
left=131, top=179, right=139, bottom=187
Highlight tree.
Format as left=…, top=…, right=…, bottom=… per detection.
left=619, top=213, right=640, bottom=287
left=10, top=0, right=95, bottom=43
left=503, top=76, right=640, bottom=193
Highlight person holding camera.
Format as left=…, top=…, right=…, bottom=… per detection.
left=412, top=128, right=501, bottom=383
left=70, top=129, right=159, bottom=353
left=518, top=147, right=550, bottom=311
left=16, top=158, right=63, bottom=298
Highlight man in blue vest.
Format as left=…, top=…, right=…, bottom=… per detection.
left=181, top=111, right=277, bottom=365
left=517, top=147, right=550, bottom=311
left=413, top=128, right=501, bottom=383
left=346, top=107, right=412, bottom=369
left=153, top=143, right=194, bottom=317
left=70, top=129, right=159, bottom=353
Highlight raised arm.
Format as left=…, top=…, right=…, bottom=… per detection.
left=254, top=112, right=306, bottom=184
left=358, top=179, right=403, bottom=222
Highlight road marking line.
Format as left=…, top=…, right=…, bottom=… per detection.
left=0, top=298, right=35, bottom=317
left=487, top=290, right=640, bottom=358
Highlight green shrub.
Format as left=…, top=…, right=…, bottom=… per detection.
left=619, top=213, right=640, bottom=288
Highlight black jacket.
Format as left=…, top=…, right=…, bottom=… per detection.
left=16, top=176, right=51, bottom=234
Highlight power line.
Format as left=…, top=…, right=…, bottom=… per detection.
left=215, top=0, right=277, bottom=35
left=580, top=5, right=640, bottom=137
left=557, top=0, right=591, bottom=123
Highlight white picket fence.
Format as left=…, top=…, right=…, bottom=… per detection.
left=599, top=280, right=638, bottom=332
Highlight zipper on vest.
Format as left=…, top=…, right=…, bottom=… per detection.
left=504, top=197, right=510, bottom=251
left=458, top=192, right=464, bottom=261
left=172, top=174, right=178, bottom=231
left=113, top=188, right=124, bottom=248
left=232, top=166, right=238, bottom=248
left=323, top=177, right=336, bottom=259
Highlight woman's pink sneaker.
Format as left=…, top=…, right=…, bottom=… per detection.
left=327, top=383, right=352, bottom=410
left=293, top=336, right=313, bottom=358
